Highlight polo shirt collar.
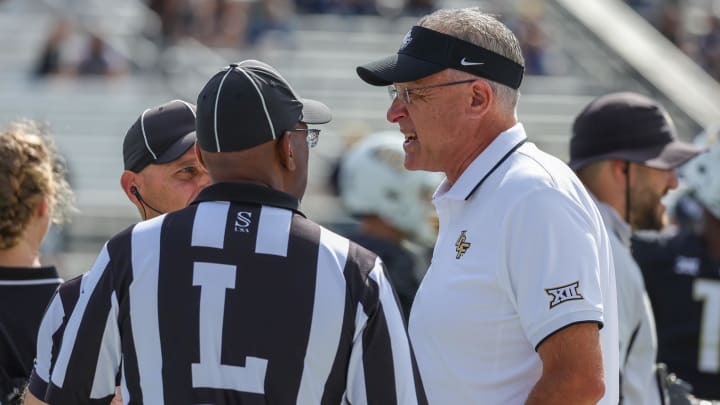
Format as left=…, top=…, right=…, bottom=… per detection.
left=593, top=196, right=632, bottom=247
left=436, top=123, right=528, bottom=201
left=0, top=265, right=59, bottom=281
left=192, top=182, right=306, bottom=217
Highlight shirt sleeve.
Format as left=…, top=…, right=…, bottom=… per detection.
left=505, top=188, right=608, bottom=349
left=346, top=257, right=427, bottom=405
left=28, top=275, right=84, bottom=398
left=45, top=244, right=121, bottom=405
left=27, top=291, right=63, bottom=398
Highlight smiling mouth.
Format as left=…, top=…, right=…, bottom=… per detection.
left=404, top=134, right=417, bottom=143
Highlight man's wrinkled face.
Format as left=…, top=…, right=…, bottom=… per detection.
left=386, top=70, right=476, bottom=174
left=134, top=148, right=211, bottom=218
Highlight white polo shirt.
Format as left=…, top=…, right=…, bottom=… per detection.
left=595, top=199, right=661, bottom=405
left=409, top=123, right=619, bottom=404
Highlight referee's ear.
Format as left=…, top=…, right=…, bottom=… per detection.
left=277, top=131, right=296, bottom=172
left=120, top=170, right=140, bottom=207
left=194, top=143, right=208, bottom=171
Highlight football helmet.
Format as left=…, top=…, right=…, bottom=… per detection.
left=338, top=131, right=444, bottom=246
left=682, top=138, right=720, bottom=220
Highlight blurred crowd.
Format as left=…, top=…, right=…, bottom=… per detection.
left=146, top=0, right=554, bottom=74
left=32, top=19, right=128, bottom=79
left=626, top=0, right=720, bottom=81
left=33, top=0, right=720, bottom=81
left=32, top=0, right=558, bottom=78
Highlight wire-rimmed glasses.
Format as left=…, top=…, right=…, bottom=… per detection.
left=387, top=79, right=477, bottom=104
left=288, top=128, right=321, bottom=148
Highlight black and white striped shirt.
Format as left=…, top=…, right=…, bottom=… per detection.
left=45, top=183, right=426, bottom=405
left=27, top=274, right=82, bottom=399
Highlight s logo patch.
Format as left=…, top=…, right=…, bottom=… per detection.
left=545, top=281, right=583, bottom=308
left=234, top=211, right=252, bottom=233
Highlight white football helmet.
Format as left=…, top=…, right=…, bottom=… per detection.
left=682, top=139, right=720, bottom=220
left=338, top=131, right=444, bottom=247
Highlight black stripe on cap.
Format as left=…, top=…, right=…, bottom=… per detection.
left=402, top=26, right=524, bottom=89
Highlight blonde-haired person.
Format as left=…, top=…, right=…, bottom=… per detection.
left=0, top=120, right=74, bottom=403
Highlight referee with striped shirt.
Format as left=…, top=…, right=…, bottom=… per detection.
left=25, top=99, right=210, bottom=405
left=41, top=59, right=426, bottom=405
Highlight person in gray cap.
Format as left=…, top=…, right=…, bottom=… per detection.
left=569, top=91, right=703, bottom=405
left=23, top=99, right=210, bottom=405
left=356, top=7, right=618, bottom=405
left=39, top=59, right=426, bottom=405
left=120, top=99, right=211, bottom=220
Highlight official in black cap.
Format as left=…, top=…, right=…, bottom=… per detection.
left=40, top=59, right=426, bottom=405
left=569, top=91, right=703, bottom=405
left=24, top=100, right=212, bottom=405
left=27, top=86, right=326, bottom=404
left=120, top=99, right=211, bottom=219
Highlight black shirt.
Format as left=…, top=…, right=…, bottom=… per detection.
left=0, top=266, right=61, bottom=395
left=633, top=229, right=720, bottom=399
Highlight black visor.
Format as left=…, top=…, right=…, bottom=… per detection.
left=357, top=26, right=524, bottom=89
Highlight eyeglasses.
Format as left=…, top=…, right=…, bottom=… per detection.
left=288, top=128, right=321, bottom=148
left=388, top=79, right=477, bottom=104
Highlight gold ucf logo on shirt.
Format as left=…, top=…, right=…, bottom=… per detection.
left=455, top=230, right=471, bottom=259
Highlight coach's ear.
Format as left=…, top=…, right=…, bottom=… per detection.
left=468, top=79, right=493, bottom=118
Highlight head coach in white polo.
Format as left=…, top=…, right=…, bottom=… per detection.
left=356, top=7, right=619, bottom=405
left=40, top=59, right=426, bottom=405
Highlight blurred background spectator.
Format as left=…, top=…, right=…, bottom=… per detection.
left=633, top=134, right=720, bottom=401
left=32, top=19, right=128, bottom=79
left=626, top=0, right=720, bottom=81
left=514, top=8, right=549, bottom=75
left=74, top=33, right=128, bottom=77
left=330, top=131, right=443, bottom=318
left=32, top=18, right=73, bottom=77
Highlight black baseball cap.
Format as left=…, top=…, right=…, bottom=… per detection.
left=196, top=59, right=332, bottom=152
left=123, top=99, right=197, bottom=173
left=569, top=92, right=703, bottom=171
left=357, top=26, right=524, bottom=89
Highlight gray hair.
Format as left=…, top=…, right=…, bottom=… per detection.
left=418, top=8, right=524, bottom=110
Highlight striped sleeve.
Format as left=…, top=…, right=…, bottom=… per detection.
left=346, top=249, right=427, bottom=405
left=45, top=239, right=123, bottom=404
left=27, top=275, right=83, bottom=398
left=27, top=290, right=63, bottom=397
